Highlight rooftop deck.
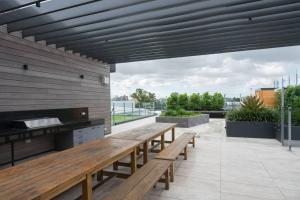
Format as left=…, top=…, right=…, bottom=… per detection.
left=54, top=117, right=300, bottom=200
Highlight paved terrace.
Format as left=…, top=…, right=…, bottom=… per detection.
left=55, top=117, right=300, bottom=200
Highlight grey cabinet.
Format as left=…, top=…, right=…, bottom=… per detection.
left=73, top=125, right=104, bottom=146
left=55, top=125, right=104, bottom=150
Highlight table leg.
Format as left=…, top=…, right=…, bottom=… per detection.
left=184, top=146, right=188, bottom=160
left=192, top=137, right=195, bottom=148
left=172, top=128, right=175, bottom=142
left=97, top=170, right=103, bottom=182
left=130, top=149, right=137, bottom=174
left=143, top=142, right=148, bottom=165
left=170, top=163, right=174, bottom=182
left=136, top=146, right=140, bottom=156
left=82, top=174, right=93, bottom=200
left=161, top=134, right=165, bottom=150
left=164, top=168, right=170, bottom=190
left=10, top=142, right=15, bottom=166
left=113, top=162, right=118, bottom=170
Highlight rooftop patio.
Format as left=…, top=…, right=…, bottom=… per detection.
left=1, top=1, right=300, bottom=199
left=51, top=117, right=300, bottom=200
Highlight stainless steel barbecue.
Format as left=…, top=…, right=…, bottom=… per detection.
left=12, top=117, right=62, bottom=129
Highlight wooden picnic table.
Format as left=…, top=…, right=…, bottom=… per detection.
left=0, top=137, right=140, bottom=200
left=109, top=123, right=176, bottom=165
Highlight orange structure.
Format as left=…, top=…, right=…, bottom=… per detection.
left=255, top=88, right=276, bottom=108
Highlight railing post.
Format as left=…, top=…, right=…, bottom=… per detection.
left=139, top=103, right=141, bottom=116
left=132, top=102, right=134, bottom=120
left=112, top=102, right=115, bottom=125
left=281, top=79, right=285, bottom=146
left=288, top=107, right=292, bottom=151
left=124, top=102, right=126, bottom=121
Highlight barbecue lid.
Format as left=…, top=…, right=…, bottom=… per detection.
left=12, top=117, right=62, bottom=129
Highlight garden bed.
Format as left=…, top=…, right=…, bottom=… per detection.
left=226, top=121, right=276, bottom=138
left=156, top=114, right=209, bottom=128
left=200, top=110, right=226, bottom=118
left=275, top=125, right=300, bottom=141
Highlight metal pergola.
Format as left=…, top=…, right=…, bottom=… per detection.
left=1, top=0, right=300, bottom=64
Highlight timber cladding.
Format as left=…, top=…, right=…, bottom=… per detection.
left=0, top=31, right=111, bottom=133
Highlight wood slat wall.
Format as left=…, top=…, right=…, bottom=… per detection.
left=0, top=31, right=111, bottom=133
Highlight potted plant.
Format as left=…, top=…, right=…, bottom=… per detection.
left=226, top=96, right=278, bottom=138
left=156, top=93, right=209, bottom=127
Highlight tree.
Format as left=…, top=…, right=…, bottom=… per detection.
left=189, top=93, right=201, bottom=110
left=178, top=93, right=189, bottom=110
left=166, top=92, right=179, bottom=110
left=211, top=92, right=225, bottom=110
left=200, top=92, right=212, bottom=110
left=131, top=88, right=156, bottom=107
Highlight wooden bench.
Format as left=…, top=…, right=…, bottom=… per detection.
left=102, top=159, right=172, bottom=200
left=155, top=132, right=196, bottom=182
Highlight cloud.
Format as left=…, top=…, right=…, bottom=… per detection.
left=111, top=46, right=300, bottom=98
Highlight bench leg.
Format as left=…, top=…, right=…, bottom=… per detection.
left=151, top=140, right=154, bottom=146
left=164, top=169, right=170, bottom=190
left=131, top=149, right=137, bottom=174
left=136, top=146, right=140, bottom=156
left=113, top=161, right=118, bottom=170
left=97, top=170, right=103, bottom=182
left=161, top=134, right=165, bottom=151
left=184, top=146, right=188, bottom=160
left=82, top=174, right=93, bottom=200
left=172, top=128, right=175, bottom=142
left=170, top=163, right=174, bottom=182
left=192, top=137, right=195, bottom=148
left=143, top=142, right=148, bottom=165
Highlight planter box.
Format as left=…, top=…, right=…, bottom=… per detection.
left=200, top=110, right=226, bottom=118
left=156, top=114, right=209, bottom=128
left=226, top=121, right=276, bottom=138
left=275, top=125, right=300, bottom=141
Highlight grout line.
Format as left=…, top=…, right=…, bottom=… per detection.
left=260, top=155, right=287, bottom=200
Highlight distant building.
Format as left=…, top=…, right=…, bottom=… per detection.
left=255, top=88, right=276, bottom=108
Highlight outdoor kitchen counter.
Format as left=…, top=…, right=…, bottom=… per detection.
left=0, top=118, right=104, bottom=141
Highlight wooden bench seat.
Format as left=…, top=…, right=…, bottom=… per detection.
left=155, top=132, right=196, bottom=181
left=102, top=159, right=172, bottom=200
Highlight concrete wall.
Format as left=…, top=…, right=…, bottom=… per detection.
left=0, top=29, right=111, bottom=133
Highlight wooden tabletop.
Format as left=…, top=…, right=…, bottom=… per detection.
left=0, top=137, right=140, bottom=200
left=109, top=123, right=176, bottom=142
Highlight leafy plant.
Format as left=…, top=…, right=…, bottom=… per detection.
left=211, top=92, right=225, bottom=110
left=199, top=92, right=212, bottom=110
left=166, top=92, right=179, bottom=110
left=189, top=93, right=201, bottom=110
left=226, top=108, right=278, bottom=123
left=178, top=93, right=189, bottom=110
left=276, top=85, right=300, bottom=125
left=226, top=95, right=278, bottom=123
left=241, top=96, right=264, bottom=112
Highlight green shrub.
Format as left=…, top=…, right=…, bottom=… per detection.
left=199, top=92, right=212, bottom=110
left=178, top=93, right=189, bottom=110
left=166, top=92, right=225, bottom=112
left=211, top=92, right=225, bottom=110
left=166, top=92, right=179, bottom=110
left=276, top=85, right=300, bottom=125
left=226, top=108, right=278, bottom=123
left=226, top=95, right=278, bottom=123
left=241, top=96, right=264, bottom=112
left=189, top=93, right=201, bottom=110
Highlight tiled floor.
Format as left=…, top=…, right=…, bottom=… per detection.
left=57, top=117, right=300, bottom=200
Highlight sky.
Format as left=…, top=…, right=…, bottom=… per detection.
left=111, top=46, right=300, bottom=99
